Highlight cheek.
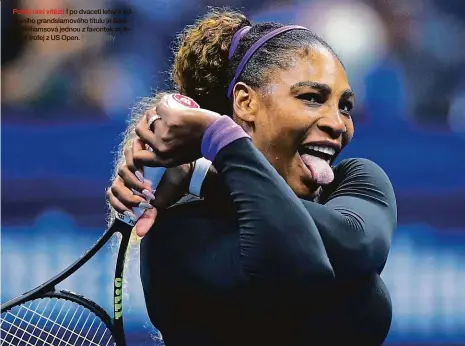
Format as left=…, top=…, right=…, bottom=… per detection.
left=255, top=110, right=305, bottom=154
left=344, top=118, right=355, bottom=143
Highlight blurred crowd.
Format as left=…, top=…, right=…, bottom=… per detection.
left=2, top=0, right=465, bottom=133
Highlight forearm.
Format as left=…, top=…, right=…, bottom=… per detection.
left=200, top=156, right=396, bottom=278
left=300, top=200, right=391, bottom=276
left=202, top=117, right=334, bottom=284
left=301, top=159, right=396, bottom=277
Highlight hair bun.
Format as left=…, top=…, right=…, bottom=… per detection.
left=171, top=8, right=251, bottom=115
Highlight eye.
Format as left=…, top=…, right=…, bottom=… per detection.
left=297, top=93, right=324, bottom=104
left=339, top=101, right=353, bottom=117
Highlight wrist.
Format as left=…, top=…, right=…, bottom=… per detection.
left=199, top=110, right=222, bottom=130
left=200, top=116, right=250, bottom=162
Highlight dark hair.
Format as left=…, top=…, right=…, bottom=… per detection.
left=171, top=8, right=341, bottom=115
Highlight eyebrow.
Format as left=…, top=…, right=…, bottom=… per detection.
left=290, top=81, right=355, bottom=99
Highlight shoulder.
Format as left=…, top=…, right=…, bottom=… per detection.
left=321, top=158, right=396, bottom=208
left=333, top=158, right=390, bottom=182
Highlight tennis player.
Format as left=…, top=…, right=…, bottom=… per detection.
left=107, top=9, right=397, bottom=346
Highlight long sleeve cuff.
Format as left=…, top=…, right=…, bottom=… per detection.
left=201, top=116, right=250, bottom=161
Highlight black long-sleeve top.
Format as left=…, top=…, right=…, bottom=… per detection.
left=140, top=137, right=397, bottom=346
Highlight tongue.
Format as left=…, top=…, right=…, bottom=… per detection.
left=301, top=154, right=334, bottom=185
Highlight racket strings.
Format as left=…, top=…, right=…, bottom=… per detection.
left=1, top=298, right=115, bottom=346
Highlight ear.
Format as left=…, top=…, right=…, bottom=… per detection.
left=232, top=82, right=260, bottom=123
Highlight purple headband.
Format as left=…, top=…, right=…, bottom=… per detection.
left=227, top=25, right=308, bottom=98
left=228, top=26, right=251, bottom=60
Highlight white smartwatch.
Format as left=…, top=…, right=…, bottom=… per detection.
left=188, top=157, right=212, bottom=197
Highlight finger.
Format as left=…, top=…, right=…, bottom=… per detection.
left=126, top=138, right=148, bottom=183
left=135, top=135, right=170, bottom=165
left=106, top=188, right=132, bottom=214
left=110, top=176, right=151, bottom=208
left=132, top=137, right=186, bottom=168
left=136, top=109, right=160, bottom=150
left=117, top=164, right=155, bottom=201
left=125, top=137, right=145, bottom=171
left=118, top=163, right=144, bottom=189
left=145, top=106, right=158, bottom=131
left=124, top=143, right=136, bottom=173
left=133, top=149, right=174, bottom=168
left=155, top=95, right=176, bottom=120
left=132, top=137, right=145, bottom=156
left=135, top=208, right=158, bottom=238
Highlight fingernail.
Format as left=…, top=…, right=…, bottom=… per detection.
left=132, top=188, right=145, bottom=198
left=138, top=202, right=153, bottom=209
left=142, top=189, right=155, bottom=201
left=135, top=170, right=144, bottom=183
left=124, top=211, right=137, bottom=220
left=144, top=178, right=153, bottom=186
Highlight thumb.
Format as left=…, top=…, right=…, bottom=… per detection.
left=135, top=207, right=158, bottom=238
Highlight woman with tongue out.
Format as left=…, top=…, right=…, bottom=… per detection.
left=107, top=9, right=397, bottom=346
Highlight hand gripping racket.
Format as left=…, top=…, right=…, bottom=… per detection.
left=0, top=94, right=199, bottom=346
left=0, top=174, right=161, bottom=346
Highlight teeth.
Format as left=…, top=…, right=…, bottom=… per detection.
left=306, top=145, right=336, bottom=156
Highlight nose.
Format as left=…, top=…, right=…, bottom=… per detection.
left=316, top=112, right=346, bottom=139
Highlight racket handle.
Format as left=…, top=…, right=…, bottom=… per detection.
left=131, top=166, right=165, bottom=218
left=115, top=166, right=166, bottom=226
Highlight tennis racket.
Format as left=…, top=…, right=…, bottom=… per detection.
left=0, top=93, right=199, bottom=346
left=0, top=211, right=140, bottom=346
left=0, top=158, right=170, bottom=346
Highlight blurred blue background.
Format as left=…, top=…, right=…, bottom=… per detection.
left=2, top=0, right=465, bottom=345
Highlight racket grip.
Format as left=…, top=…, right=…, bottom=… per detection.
left=131, top=166, right=165, bottom=218
left=115, top=166, right=166, bottom=226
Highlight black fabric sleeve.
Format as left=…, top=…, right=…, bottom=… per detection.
left=300, top=158, right=397, bottom=278
left=214, top=137, right=396, bottom=283
left=213, top=138, right=335, bottom=284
